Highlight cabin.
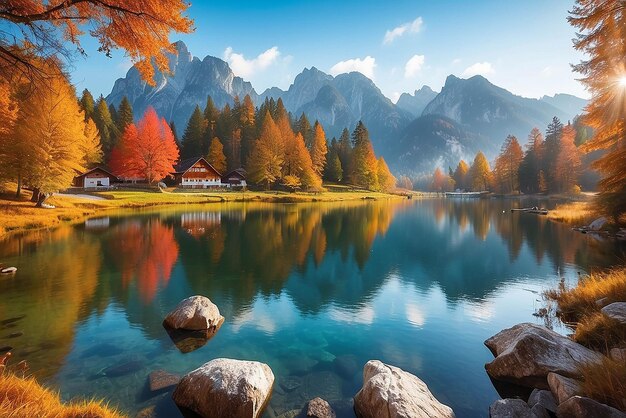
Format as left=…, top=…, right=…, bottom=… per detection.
left=174, top=157, right=223, bottom=188
left=73, top=167, right=118, bottom=189
left=221, top=168, right=247, bottom=188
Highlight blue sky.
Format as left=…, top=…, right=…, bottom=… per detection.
left=70, top=0, right=587, bottom=101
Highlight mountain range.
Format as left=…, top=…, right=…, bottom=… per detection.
left=106, top=41, right=587, bottom=177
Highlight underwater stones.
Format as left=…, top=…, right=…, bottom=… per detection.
left=165, top=327, right=218, bottom=354
left=149, top=370, right=181, bottom=392
left=485, top=323, right=603, bottom=389
left=333, top=354, right=359, bottom=379
left=280, top=375, right=302, bottom=393
left=102, top=359, right=144, bottom=377
left=306, top=397, right=336, bottom=418
left=163, top=295, right=224, bottom=331
left=172, top=358, right=275, bottom=418
left=354, top=360, right=455, bottom=418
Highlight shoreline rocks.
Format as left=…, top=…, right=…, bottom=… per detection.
left=353, top=360, right=455, bottom=418
left=172, top=358, right=274, bottom=418
left=163, top=295, right=224, bottom=331
left=484, top=323, right=603, bottom=389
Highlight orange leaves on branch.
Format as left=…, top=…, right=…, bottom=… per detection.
left=110, top=107, right=179, bottom=183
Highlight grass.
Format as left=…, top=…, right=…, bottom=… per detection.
left=547, top=201, right=597, bottom=225
left=573, top=312, right=626, bottom=353
left=0, top=372, right=125, bottom=418
left=0, top=184, right=406, bottom=239
left=578, top=357, right=626, bottom=412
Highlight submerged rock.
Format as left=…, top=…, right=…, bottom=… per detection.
left=488, top=399, right=532, bottom=417
left=163, top=295, right=224, bottom=331
left=172, top=358, right=274, bottom=418
left=556, top=396, right=626, bottom=418
left=148, top=370, right=181, bottom=392
left=165, top=327, right=219, bottom=354
left=333, top=354, right=359, bottom=379
left=601, top=302, right=626, bottom=324
left=353, top=360, right=455, bottom=418
left=102, top=360, right=144, bottom=377
left=306, top=397, right=335, bottom=418
left=547, top=373, right=582, bottom=404
left=485, top=323, right=603, bottom=389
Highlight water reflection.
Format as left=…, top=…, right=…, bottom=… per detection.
left=0, top=198, right=623, bottom=417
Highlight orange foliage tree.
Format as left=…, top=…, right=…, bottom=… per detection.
left=110, top=107, right=179, bottom=183
left=493, top=135, right=524, bottom=194
left=0, top=1, right=193, bottom=84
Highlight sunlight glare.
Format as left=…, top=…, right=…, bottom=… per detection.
left=619, top=76, right=626, bottom=88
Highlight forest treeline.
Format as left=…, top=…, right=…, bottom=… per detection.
left=428, top=116, right=593, bottom=196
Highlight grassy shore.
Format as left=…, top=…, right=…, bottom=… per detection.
left=0, top=184, right=408, bottom=239
left=547, top=201, right=597, bottom=225
left=545, top=268, right=626, bottom=411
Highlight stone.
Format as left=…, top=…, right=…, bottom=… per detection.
left=163, top=295, right=224, bottom=331
left=595, top=297, right=609, bottom=308
left=489, top=399, right=532, bottom=417
left=556, top=396, right=626, bottom=418
left=165, top=327, right=217, bottom=354
left=102, top=360, right=144, bottom=377
left=333, top=354, right=359, bottom=379
left=172, top=358, right=274, bottom=418
left=530, top=404, right=550, bottom=418
left=609, top=348, right=626, bottom=362
left=148, top=370, right=180, bottom=392
left=485, top=323, right=603, bottom=389
left=279, top=375, right=302, bottom=393
left=353, top=360, right=455, bottom=418
left=135, top=405, right=156, bottom=418
left=306, top=397, right=335, bottom=418
left=547, top=373, right=582, bottom=404
left=589, top=217, right=607, bottom=231
left=528, top=389, right=557, bottom=413
left=601, top=302, right=626, bottom=324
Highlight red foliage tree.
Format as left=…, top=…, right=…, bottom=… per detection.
left=109, top=107, right=179, bottom=183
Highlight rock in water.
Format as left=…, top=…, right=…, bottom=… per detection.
left=149, top=370, right=181, bottom=392
left=172, top=358, right=274, bottom=418
left=353, top=360, right=455, bottom=418
left=488, top=399, right=532, bottom=417
left=484, top=323, right=603, bottom=389
left=103, top=360, right=144, bottom=377
left=556, top=396, right=626, bottom=418
left=307, top=397, right=336, bottom=418
left=163, top=295, right=224, bottom=331
left=601, top=302, right=626, bottom=324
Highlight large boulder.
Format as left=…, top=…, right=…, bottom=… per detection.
left=601, top=302, right=626, bottom=324
left=163, top=296, right=224, bottom=331
left=547, top=373, right=582, bottom=404
left=556, top=396, right=626, bottom=418
left=485, top=323, right=603, bottom=389
left=353, top=360, right=454, bottom=418
left=172, top=358, right=274, bottom=418
left=307, top=397, right=336, bottom=418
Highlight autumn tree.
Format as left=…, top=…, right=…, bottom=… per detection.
left=79, top=89, right=95, bottom=122
left=6, top=74, right=101, bottom=205
left=452, top=160, right=470, bottom=191
left=377, top=157, right=396, bottom=192
left=570, top=0, right=626, bottom=221
left=470, top=151, right=493, bottom=191
left=555, top=124, right=582, bottom=193
left=350, top=121, right=379, bottom=190
left=239, top=94, right=256, bottom=168
left=310, top=121, right=328, bottom=178
left=207, top=137, right=227, bottom=174
left=397, top=175, right=413, bottom=191
left=430, top=168, right=448, bottom=193
left=493, top=135, right=524, bottom=193
left=543, top=117, right=564, bottom=191
left=0, top=1, right=193, bottom=85
left=109, top=107, right=178, bottom=184
left=181, top=105, right=206, bottom=159
left=247, top=112, right=285, bottom=189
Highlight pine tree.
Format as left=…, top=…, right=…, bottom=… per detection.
left=470, top=151, right=493, bottom=191
left=207, top=137, right=227, bottom=174
left=325, top=151, right=343, bottom=182
left=337, top=128, right=352, bottom=182
left=79, top=89, right=95, bottom=122
left=217, top=103, right=236, bottom=167
left=247, top=112, right=285, bottom=189
left=181, top=105, right=206, bottom=159
left=117, top=96, right=134, bottom=135
left=350, top=122, right=378, bottom=189
left=519, top=128, right=544, bottom=194
left=544, top=116, right=564, bottom=191
left=239, top=94, right=256, bottom=167
left=452, top=160, right=470, bottom=191
left=169, top=121, right=180, bottom=146
left=570, top=0, right=626, bottom=221
left=202, top=96, right=219, bottom=154
left=310, top=121, right=328, bottom=178
left=92, top=96, right=119, bottom=161
left=296, top=113, right=313, bottom=149
left=108, top=103, right=118, bottom=127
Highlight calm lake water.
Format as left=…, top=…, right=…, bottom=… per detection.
left=0, top=198, right=624, bottom=417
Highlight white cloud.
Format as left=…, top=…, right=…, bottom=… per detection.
left=452, top=58, right=462, bottom=66
left=461, top=62, right=495, bottom=78
left=223, top=46, right=281, bottom=78
left=541, top=66, right=553, bottom=77
left=404, top=54, right=425, bottom=78
left=384, top=17, right=424, bottom=45
left=329, top=56, right=376, bottom=80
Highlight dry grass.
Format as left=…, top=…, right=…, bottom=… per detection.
left=544, top=268, right=626, bottom=322
left=0, top=372, right=125, bottom=418
left=578, top=357, right=626, bottom=412
left=573, top=312, right=626, bottom=353
left=547, top=201, right=596, bottom=225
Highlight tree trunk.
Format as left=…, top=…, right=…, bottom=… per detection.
left=35, top=192, right=51, bottom=208
left=30, top=188, right=40, bottom=203
left=15, top=174, right=22, bottom=198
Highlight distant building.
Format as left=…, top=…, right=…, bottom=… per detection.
left=174, top=157, right=223, bottom=188
left=73, top=167, right=118, bottom=189
left=221, top=168, right=247, bottom=188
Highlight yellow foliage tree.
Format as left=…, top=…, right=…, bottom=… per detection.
left=247, top=112, right=285, bottom=189
left=310, top=121, right=328, bottom=178
left=470, top=151, right=493, bottom=192
left=377, top=157, right=396, bottom=192
left=207, top=137, right=227, bottom=174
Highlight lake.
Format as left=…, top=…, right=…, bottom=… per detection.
left=0, top=198, right=623, bottom=417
